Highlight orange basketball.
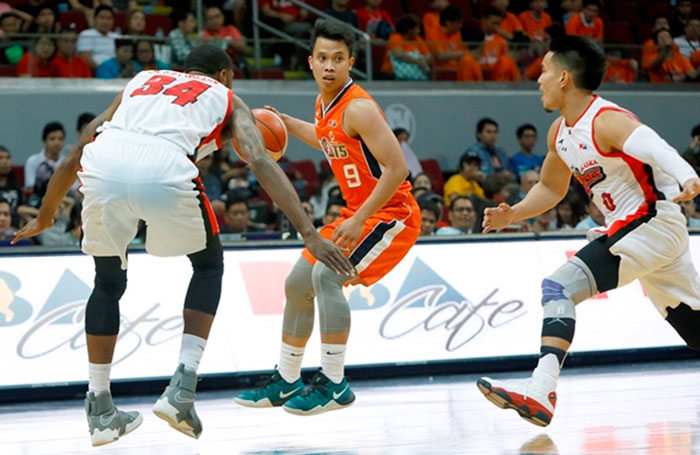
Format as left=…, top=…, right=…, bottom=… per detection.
left=233, top=108, right=288, bottom=162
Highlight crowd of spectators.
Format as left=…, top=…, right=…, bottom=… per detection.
left=1, top=0, right=699, bottom=82
left=3, top=113, right=700, bottom=247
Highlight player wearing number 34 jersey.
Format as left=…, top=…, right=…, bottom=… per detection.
left=235, top=20, right=420, bottom=416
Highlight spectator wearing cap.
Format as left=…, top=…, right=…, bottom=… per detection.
left=77, top=5, right=120, bottom=71
left=52, top=27, right=93, bottom=77
left=393, top=128, right=422, bottom=178
left=95, top=38, right=135, bottom=78
left=443, top=153, right=485, bottom=205
left=436, top=195, right=477, bottom=235
left=419, top=199, right=440, bottom=236
left=462, top=117, right=510, bottom=178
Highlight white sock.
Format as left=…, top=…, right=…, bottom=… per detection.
left=534, top=353, right=561, bottom=381
left=179, top=334, right=207, bottom=372
left=321, top=343, right=346, bottom=384
left=88, top=362, right=111, bottom=393
left=278, top=342, right=305, bottom=383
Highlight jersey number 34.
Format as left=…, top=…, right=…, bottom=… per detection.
left=130, top=75, right=211, bottom=107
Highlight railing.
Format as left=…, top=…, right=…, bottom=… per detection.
left=250, top=0, right=373, bottom=80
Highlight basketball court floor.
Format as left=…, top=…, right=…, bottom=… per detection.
left=1, top=359, right=698, bottom=454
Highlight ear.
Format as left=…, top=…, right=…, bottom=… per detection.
left=307, top=55, right=313, bottom=70
left=349, top=55, right=355, bottom=70
left=559, top=70, right=570, bottom=88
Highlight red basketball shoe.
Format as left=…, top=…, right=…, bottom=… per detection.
left=477, top=370, right=557, bottom=427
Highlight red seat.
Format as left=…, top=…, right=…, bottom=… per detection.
left=605, top=22, right=636, bottom=45
left=291, top=159, right=320, bottom=197
left=0, top=65, right=15, bottom=77
left=250, top=68, right=285, bottom=79
left=319, top=160, right=331, bottom=174
left=433, top=68, right=458, bottom=81
left=645, top=2, right=671, bottom=22
left=11, top=165, right=24, bottom=187
left=610, top=1, right=642, bottom=27
left=419, top=158, right=444, bottom=196
left=406, top=0, right=433, bottom=16
left=145, top=14, right=172, bottom=36
left=59, top=11, right=89, bottom=31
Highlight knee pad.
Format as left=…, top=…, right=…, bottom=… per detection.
left=282, top=258, right=316, bottom=339
left=312, top=262, right=350, bottom=334
left=666, top=303, right=700, bottom=351
left=85, top=257, right=126, bottom=336
left=545, top=257, right=597, bottom=306
left=184, top=238, right=224, bottom=315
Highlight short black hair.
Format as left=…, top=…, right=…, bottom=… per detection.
left=654, top=27, right=672, bottom=43
left=459, top=153, right=481, bottom=169
left=516, top=123, right=537, bottom=138
left=77, top=112, right=95, bottom=132
left=42, top=121, right=64, bottom=141
left=171, top=9, right=193, bottom=28
left=450, top=195, right=473, bottom=211
left=326, top=197, right=346, bottom=214
left=0, top=145, right=8, bottom=154
left=184, top=44, right=233, bottom=77
left=549, top=35, right=606, bottom=91
left=310, top=19, right=356, bottom=56
left=393, top=127, right=409, bottom=137
left=94, top=5, right=114, bottom=17
left=692, top=123, right=700, bottom=138
left=419, top=199, right=440, bottom=220
left=482, top=175, right=510, bottom=199
left=545, top=24, right=566, bottom=40
left=115, top=38, right=133, bottom=49
left=0, top=197, right=10, bottom=208
left=483, top=7, right=505, bottom=18
left=440, top=5, right=463, bottom=26
left=396, top=14, right=420, bottom=35
left=477, top=117, right=498, bottom=135
left=583, top=0, right=600, bottom=7
left=0, top=12, right=21, bottom=23
left=225, top=191, right=249, bottom=211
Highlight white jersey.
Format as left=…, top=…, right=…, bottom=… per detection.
left=553, top=95, right=679, bottom=231
left=100, top=70, right=233, bottom=158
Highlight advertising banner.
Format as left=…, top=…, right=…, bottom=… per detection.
left=0, top=237, right=690, bottom=388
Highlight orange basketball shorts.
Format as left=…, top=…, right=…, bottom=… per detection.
left=302, top=201, right=420, bottom=285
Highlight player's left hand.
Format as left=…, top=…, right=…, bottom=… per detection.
left=673, top=177, right=700, bottom=202
left=332, top=216, right=364, bottom=251
left=11, top=216, right=53, bottom=245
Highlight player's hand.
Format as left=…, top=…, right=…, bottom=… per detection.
left=332, top=215, right=364, bottom=251
left=264, top=105, right=288, bottom=125
left=11, top=216, right=53, bottom=245
left=305, top=234, right=356, bottom=277
left=482, top=203, right=515, bottom=234
left=673, top=177, right=700, bottom=202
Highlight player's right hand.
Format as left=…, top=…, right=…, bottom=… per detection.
left=11, top=217, right=53, bottom=245
left=264, top=105, right=286, bottom=124
left=305, top=234, right=356, bottom=278
left=482, top=203, right=515, bottom=234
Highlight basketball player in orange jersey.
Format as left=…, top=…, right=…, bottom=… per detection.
left=12, top=45, right=353, bottom=446
left=235, top=19, right=421, bottom=415
left=476, top=35, right=700, bottom=427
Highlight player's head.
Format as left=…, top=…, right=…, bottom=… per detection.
left=538, top=35, right=605, bottom=111
left=184, top=44, right=234, bottom=87
left=309, top=20, right=356, bottom=93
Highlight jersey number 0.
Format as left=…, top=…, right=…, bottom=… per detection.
left=130, top=75, right=211, bottom=107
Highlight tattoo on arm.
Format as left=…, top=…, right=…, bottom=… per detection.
left=231, top=95, right=265, bottom=162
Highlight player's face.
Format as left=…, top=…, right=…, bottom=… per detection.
left=537, top=52, right=564, bottom=112
left=309, top=37, right=355, bottom=94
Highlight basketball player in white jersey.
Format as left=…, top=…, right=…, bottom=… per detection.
left=476, top=35, right=700, bottom=427
left=12, top=45, right=353, bottom=446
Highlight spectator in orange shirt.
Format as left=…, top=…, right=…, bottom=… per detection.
left=692, top=50, right=700, bottom=68
left=478, top=8, right=520, bottom=81
left=16, top=36, right=55, bottom=77
left=604, top=48, right=638, bottom=83
left=51, top=27, right=93, bottom=78
left=646, top=28, right=699, bottom=82
left=518, top=0, right=552, bottom=42
left=357, top=0, right=395, bottom=39
left=426, top=5, right=482, bottom=81
left=525, top=24, right=565, bottom=80
left=423, top=0, right=449, bottom=41
left=380, top=15, right=432, bottom=79
left=642, top=17, right=671, bottom=72
left=492, top=0, right=523, bottom=41
left=565, top=0, right=603, bottom=44
left=202, top=5, right=248, bottom=63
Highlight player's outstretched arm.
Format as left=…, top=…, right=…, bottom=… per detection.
left=232, top=95, right=354, bottom=276
left=483, top=118, right=571, bottom=233
left=11, top=92, right=122, bottom=244
left=264, top=105, right=321, bottom=151
left=331, top=98, right=409, bottom=249
left=593, top=110, right=700, bottom=201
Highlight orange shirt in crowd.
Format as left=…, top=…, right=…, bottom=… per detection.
left=642, top=39, right=682, bottom=69
left=690, top=50, right=700, bottom=67
left=16, top=53, right=53, bottom=77
left=604, top=58, right=636, bottom=83
left=525, top=54, right=544, bottom=80
left=51, top=53, right=93, bottom=78
left=518, top=10, right=552, bottom=41
left=423, top=11, right=441, bottom=42
left=648, top=51, right=693, bottom=82
left=457, top=54, right=483, bottom=81
left=499, top=11, right=523, bottom=36
left=565, top=12, right=604, bottom=40
left=380, top=33, right=430, bottom=74
left=489, top=56, right=521, bottom=81
left=479, top=34, right=508, bottom=70
left=426, top=25, right=467, bottom=69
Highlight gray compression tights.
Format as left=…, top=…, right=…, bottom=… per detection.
left=282, top=257, right=351, bottom=339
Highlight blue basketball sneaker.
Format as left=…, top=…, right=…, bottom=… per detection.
left=283, top=371, right=355, bottom=416
left=234, top=370, right=304, bottom=408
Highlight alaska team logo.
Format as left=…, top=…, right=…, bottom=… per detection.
left=385, top=103, right=416, bottom=143
left=0, top=272, right=33, bottom=326
left=572, top=164, right=606, bottom=194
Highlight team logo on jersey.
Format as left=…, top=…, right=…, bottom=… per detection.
left=572, top=163, right=606, bottom=193
left=319, top=137, right=348, bottom=159
left=578, top=143, right=588, bottom=150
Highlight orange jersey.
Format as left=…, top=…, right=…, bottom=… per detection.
left=314, top=81, right=415, bottom=212
left=604, top=58, right=636, bottom=83
left=518, top=10, right=552, bottom=41
left=499, top=11, right=523, bottom=36
left=565, top=13, right=604, bottom=40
